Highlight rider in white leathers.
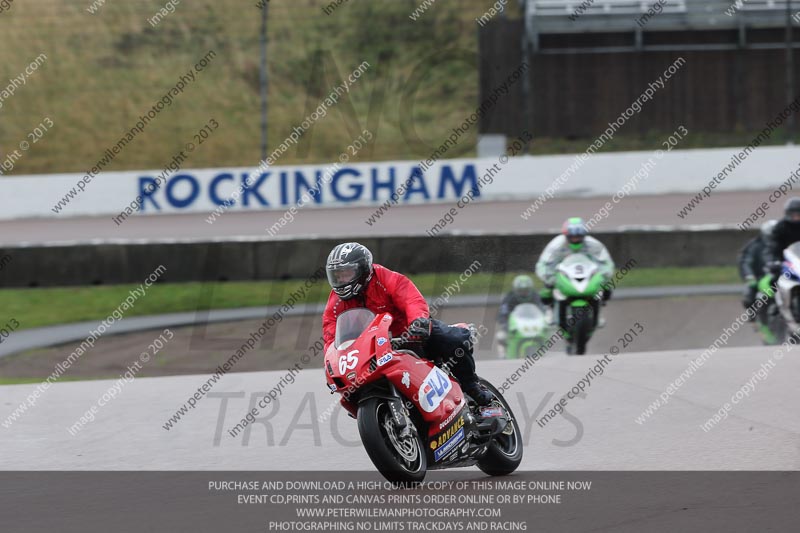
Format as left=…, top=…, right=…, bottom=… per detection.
left=535, top=217, right=615, bottom=329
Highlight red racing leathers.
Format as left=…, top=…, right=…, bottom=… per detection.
left=323, top=264, right=429, bottom=351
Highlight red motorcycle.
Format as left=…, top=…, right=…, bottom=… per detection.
left=324, top=309, right=523, bottom=483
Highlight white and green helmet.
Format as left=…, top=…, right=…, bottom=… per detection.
left=512, top=275, right=534, bottom=297
left=562, top=217, right=588, bottom=251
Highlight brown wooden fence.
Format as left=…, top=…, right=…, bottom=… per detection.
left=479, top=20, right=800, bottom=141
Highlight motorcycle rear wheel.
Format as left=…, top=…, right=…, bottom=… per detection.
left=477, top=380, right=523, bottom=476
left=357, top=398, right=427, bottom=484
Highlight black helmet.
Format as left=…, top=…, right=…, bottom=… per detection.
left=785, top=198, right=800, bottom=222
left=326, top=242, right=373, bottom=300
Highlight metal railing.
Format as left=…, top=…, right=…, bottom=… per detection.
left=525, top=0, right=797, bottom=33
left=530, top=0, right=687, bottom=16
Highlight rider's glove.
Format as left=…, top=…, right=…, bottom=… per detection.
left=767, top=261, right=783, bottom=276
left=405, top=317, right=432, bottom=344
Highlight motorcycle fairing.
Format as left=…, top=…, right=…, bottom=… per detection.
left=324, top=312, right=465, bottom=430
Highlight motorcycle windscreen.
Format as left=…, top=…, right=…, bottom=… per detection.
left=334, top=308, right=376, bottom=349
left=558, top=253, right=598, bottom=277
left=512, top=303, right=544, bottom=320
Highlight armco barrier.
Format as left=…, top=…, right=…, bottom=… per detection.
left=0, top=229, right=752, bottom=287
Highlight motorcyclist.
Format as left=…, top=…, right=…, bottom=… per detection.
left=738, top=219, right=777, bottom=313
left=496, top=275, right=545, bottom=351
left=762, top=198, right=800, bottom=275
left=535, top=217, right=615, bottom=329
left=322, top=242, right=493, bottom=405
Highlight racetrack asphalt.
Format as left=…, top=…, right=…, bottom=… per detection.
left=1, top=345, right=796, bottom=470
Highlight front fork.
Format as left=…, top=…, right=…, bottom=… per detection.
left=359, top=381, right=414, bottom=437
left=384, top=384, right=415, bottom=440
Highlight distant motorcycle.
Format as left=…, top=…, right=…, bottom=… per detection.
left=774, top=243, right=800, bottom=341
left=324, top=309, right=523, bottom=483
left=501, top=303, right=553, bottom=359
left=553, top=254, right=606, bottom=355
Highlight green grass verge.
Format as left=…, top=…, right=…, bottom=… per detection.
left=0, top=266, right=739, bottom=331
left=0, top=376, right=91, bottom=386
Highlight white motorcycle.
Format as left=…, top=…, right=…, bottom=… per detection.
left=774, top=243, right=800, bottom=338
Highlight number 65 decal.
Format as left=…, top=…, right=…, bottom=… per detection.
left=338, top=350, right=359, bottom=374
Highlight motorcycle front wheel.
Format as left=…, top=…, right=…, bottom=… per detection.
left=357, top=398, right=427, bottom=484
left=571, top=305, right=594, bottom=355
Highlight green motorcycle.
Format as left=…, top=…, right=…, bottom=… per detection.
left=553, top=254, right=606, bottom=355
left=503, top=303, right=553, bottom=359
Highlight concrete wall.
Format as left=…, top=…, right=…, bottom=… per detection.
left=8, top=145, right=800, bottom=220
left=0, top=229, right=752, bottom=288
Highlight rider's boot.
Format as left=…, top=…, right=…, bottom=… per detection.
left=462, top=380, right=493, bottom=406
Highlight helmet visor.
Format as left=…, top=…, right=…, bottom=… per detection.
left=567, top=234, right=585, bottom=245
left=327, top=264, right=359, bottom=288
